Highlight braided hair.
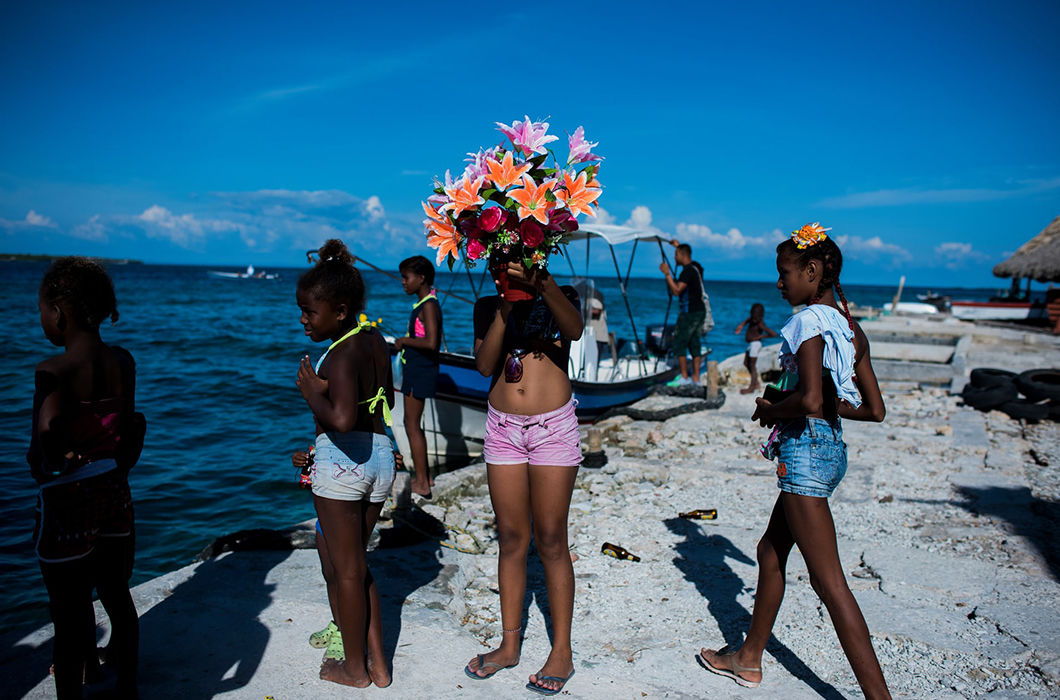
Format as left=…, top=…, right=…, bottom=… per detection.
left=776, top=237, right=855, bottom=332
left=298, top=239, right=366, bottom=322
left=39, top=257, right=119, bottom=329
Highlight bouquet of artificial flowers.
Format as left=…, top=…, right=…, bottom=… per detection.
left=422, top=116, right=603, bottom=275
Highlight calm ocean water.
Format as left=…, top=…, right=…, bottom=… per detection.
left=0, top=260, right=1000, bottom=630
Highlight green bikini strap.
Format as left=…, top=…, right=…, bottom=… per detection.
left=361, top=386, right=393, bottom=427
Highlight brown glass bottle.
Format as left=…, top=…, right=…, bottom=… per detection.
left=601, top=542, right=641, bottom=562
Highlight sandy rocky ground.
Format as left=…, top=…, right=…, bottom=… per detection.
left=417, top=384, right=1060, bottom=698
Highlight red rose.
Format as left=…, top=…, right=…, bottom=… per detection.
left=519, top=219, right=544, bottom=248
left=458, top=215, right=483, bottom=239
left=547, top=208, right=578, bottom=233
left=477, top=207, right=505, bottom=233
left=467, top=239, right=487, bottom=260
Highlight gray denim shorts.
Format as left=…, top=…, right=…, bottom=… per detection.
left=312, top=431, right=395, bottom=503
left=775, top=417, right=847, bottom=498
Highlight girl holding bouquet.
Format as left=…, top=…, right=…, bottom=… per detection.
left=464, top=260, right=583, bottom=696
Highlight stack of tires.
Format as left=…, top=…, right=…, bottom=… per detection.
left=961, top=368, right=1060, bottom=421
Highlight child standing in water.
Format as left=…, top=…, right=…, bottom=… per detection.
left=464, top=261, right=582, bottom=696
left=295, top=239, right=395, bottom=689
left=394, top=255, right=442, bottom=498
left=29, top=257, right=144, bottom=699
left=733, top=303, right=776, bottom=394
left=697, top=224, right=890, bottom=699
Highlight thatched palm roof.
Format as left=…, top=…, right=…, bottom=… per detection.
left=993, top=215, right=1060, bottom=282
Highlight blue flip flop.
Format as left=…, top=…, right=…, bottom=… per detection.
left=464, top=654, right=518, bottom=680
left=526, top=668, right=575, bottom=696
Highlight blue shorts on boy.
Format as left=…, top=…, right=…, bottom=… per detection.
left=312, top=431, right=395, bottom=502
left=775, top=417, right=847, bottom=498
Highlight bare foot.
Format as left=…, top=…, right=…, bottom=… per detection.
left=319, top=659, right=371, bottom=688
left=528, top=651, right=574, bottom=694
left=367, top=655, right=392, bottom=688
left=410, top=478, right=432, bottom=498
left=740, top=386, right=757, bottom=394
left=465, top=647, right=520, bottom=678
left=697, top=647, right=762, bottom=688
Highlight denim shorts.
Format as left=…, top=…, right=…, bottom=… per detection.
left=775, top=417, right=847, bottom=498
left=312, top=431, right=395, bottom=503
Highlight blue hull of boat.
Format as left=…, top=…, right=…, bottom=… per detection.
left=396, top=348, right=678, bottom=421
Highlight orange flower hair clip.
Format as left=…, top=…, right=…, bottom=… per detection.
left=791, top=222, right=831, bottom=249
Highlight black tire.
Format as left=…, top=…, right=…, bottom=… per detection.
left=969, top=368, right=1017, bottom=389
left=999, top=399, right=1049, bottom=421
left=1015, top=369, right=1060, bottom=403
left=1048, top=401, right=1060, bottom=421
left=962, top=382, right=1018, bottom=411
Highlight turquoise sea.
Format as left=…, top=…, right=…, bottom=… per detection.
left=0, top=261, right=1004, bottom=631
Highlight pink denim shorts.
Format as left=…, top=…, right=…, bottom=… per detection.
left=483, top=398, right=582, bottom=467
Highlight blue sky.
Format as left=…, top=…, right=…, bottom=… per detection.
left=1, top=1, right=1058, bottom=286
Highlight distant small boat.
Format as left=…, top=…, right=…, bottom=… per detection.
left=884, top=301, right=939, bottom=315
left=208, top=265, right=279, bottom=280
left=950, top=300, right=1046, bottom=321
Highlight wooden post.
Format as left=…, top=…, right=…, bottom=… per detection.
left=890, top=275, right=906, bottom=312
left=706, top=360, right=719, bottom=399
left=588, top=427, right=602, bottom=452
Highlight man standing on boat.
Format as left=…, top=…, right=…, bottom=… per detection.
left=660, top=239, right=708, bottom=386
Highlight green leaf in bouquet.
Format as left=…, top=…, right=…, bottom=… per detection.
left=433, top=186, right=445, bottom=195
left=447, top=254, right=456, bottom=272
left=481, top=188, right=497, bottom=199
left=529, top=153, right=548, bottom=168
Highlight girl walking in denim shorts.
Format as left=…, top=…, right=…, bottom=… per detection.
left=698, top=224, right=891, bottom=699
left=464, top=260, right=583, bottom=696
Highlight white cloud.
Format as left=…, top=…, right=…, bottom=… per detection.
left=1, top=209, right=59, bottom=231
left=818, top=177, right=1060, bottom=209
left=364, top=195, right=385, bottom=222
left=137, top=205, right=251, bottom=247
left=626, top=205, right=653, bottom=228
left=25, top=210, right=57, bottom=228
left=67, top=189, right=406, bottom=255
left=675, top=223, right=782, bottom=254
left=833, top=234, right=912, bottom=262
left=70, top=214, right=108, bottom=241
left=591, top=206, right=616, bottom=225
left=933, top=241, right=991, bottom=269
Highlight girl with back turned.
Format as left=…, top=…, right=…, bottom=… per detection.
left=295, top=239, right=395, bottom=688
left=29, top=257, right=144, bottom=699
left=697, top=224, right=891, bottom=699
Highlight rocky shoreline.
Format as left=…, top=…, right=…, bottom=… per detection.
left=6, top=318, right=1060, bottom=698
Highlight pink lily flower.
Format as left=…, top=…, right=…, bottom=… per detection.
left=463, top=147, right=495, bottom=181
left=496, top=115, right=559, bottom=157
left=567, top=126, right=603, bottom=164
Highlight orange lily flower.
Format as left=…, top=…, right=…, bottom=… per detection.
left=425, top=215, right=462, bottom=265
left=507, top=174, right=554, bottom=224
left=442, top=176, right=485, bottom=218
left=486, top=151, right=533, bottom=191
left=554, top=171, right=602, bottom=218
left=422, top=200, right=447, bottom=222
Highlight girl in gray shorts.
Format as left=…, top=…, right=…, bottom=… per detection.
left=296, top=239, right=395, bottom=689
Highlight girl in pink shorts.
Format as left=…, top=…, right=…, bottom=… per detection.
left=463, top=261, right=583, bottom=696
